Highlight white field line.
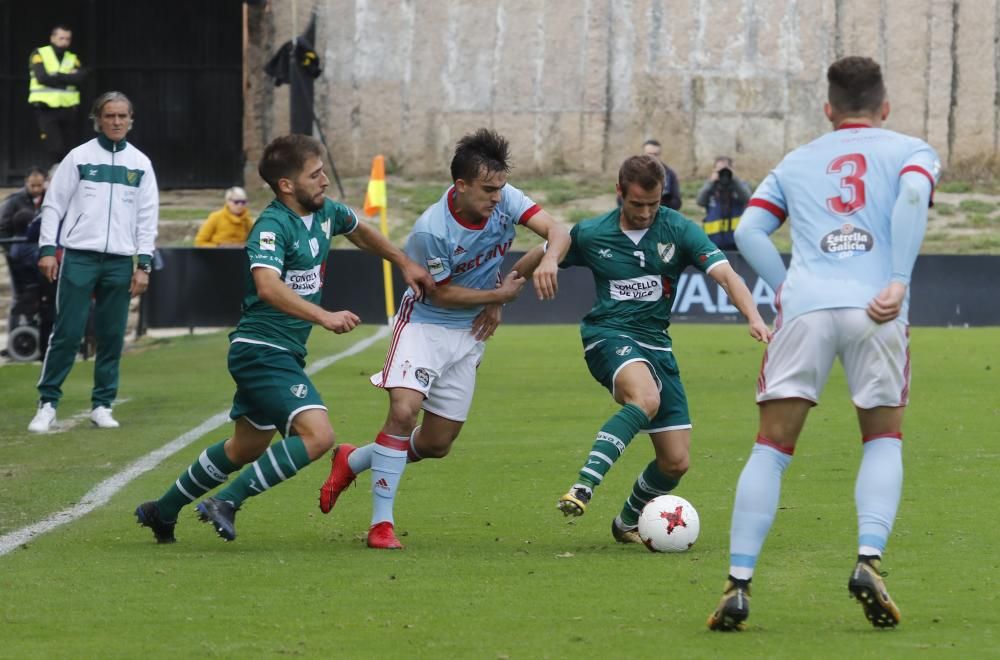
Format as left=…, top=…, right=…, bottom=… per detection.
left=0, top=325, right=390, bottom=557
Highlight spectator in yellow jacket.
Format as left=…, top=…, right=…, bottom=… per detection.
left=194, top=187, right=253, bottom=247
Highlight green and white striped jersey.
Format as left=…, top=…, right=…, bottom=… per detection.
left=230, top=197, right=358, bottom=357
left=562, top=207, right=727, bottom=348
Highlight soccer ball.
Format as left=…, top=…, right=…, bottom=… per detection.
left=637, top=495, right=700, bottom=553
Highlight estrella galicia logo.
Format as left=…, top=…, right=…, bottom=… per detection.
left=615, top=345, right=632, bottom=356
left=414, top=368, right=430, bottom=387
left=821, top=223, right=873, bottom=257
left=290, top=383, right=308, bottom=399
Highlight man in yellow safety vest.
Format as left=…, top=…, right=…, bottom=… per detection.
left=28, top=24, right=87, bottom=166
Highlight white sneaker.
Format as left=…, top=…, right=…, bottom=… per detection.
left=28, top=402, right=57, bottom=433
left=90, top=406, right=120, bottom=429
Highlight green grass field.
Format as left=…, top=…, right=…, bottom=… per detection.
left=1, top=324, right=997, bottom=658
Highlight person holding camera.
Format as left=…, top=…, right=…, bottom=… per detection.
left=696, top=156, right=752, bottom=250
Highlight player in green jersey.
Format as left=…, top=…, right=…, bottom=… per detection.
left=134, top=134, right=435, bottom=543
left=513, top=154, right=771, bottom=543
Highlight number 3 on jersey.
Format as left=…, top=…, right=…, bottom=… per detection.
left=826, top=153, right=867, bottom=215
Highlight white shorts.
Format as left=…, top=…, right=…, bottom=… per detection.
left=757, top=308, right=910, bottom=409
left=370, top=321, right=485, bottom=422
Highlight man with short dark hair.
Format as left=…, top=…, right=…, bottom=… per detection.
left=135, top=134, right=434, bottom=544
left=513, top=154, right=769, bottom=544
left=641, top=139, right=682, bottom=210
left=29, top=91, right=158, bottom=433
left=28, top=25, right=86, bottom=165
left=707, top=55, right=940, bottom=632
left=317, top=128, right=570, bottom=549
left=0, top=167, right=46, bottom=251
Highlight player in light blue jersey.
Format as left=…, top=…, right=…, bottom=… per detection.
left=319, top=128, right=570, bottom=548
left=708, top=57, right=940, bottom=631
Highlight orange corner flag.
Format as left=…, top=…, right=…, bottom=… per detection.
left=363, top=155, right=387, bottom=217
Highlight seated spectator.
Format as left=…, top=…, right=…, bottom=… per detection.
left=7, top=209, right=39, bottom=288
left=0, top=167, right=46, bottom=252
left=696, top=156, right=752, bottom=250
left=194, top=186, right=253, bottom=247
left=5, top=210, right=42, bottom=345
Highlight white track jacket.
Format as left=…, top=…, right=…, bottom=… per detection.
left=39, top=134, right=158, bottom=261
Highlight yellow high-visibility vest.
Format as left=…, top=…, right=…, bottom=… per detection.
left=28, top=45, right=81, bottom=107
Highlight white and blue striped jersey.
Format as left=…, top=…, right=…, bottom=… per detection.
left=400, top=184, right=540, bottom=328
left=745, top=125, right=940, bottom=324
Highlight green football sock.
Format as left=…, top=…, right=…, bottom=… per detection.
left=619, top=460, right=681, bottom=527
left=157, top=438, right=239, bottom=521
left=576, top=403, right=649, bottom=489
left=215, top=436, right=310, bottom=507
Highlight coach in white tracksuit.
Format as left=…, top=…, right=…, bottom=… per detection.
left=28, top=91, right=158, bottom=433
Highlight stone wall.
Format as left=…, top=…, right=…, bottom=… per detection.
left=245, top=0, right=1000, bottom=182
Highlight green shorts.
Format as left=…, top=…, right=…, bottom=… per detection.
left=227, top=341, right=326, bottom=435
left=583, top=335, right=691, bottom=432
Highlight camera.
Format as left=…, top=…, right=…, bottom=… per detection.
left=717, top=167, right=733, bottom=184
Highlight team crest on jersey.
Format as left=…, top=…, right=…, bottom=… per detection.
left=290, top=383, right=308, bottom=399
left=126, top=170, right=139, bottom=185
left=822, top=223, right=873, bottom=257
left=657, top=242, right=676, bottom=263
left=615, top=345, right=632, bottom=356
left=309, top=237, right=320, bottom=257
left=321, top=219, right=331, bottom=238
left=414, top=368, right=430, bottom=387
left=259, top=231, right=276, bottom=251
left=598, top=248, right=613, bottom=259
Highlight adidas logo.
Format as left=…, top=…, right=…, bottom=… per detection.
left=374, top=478, right=390, bottom=491
left=453, top=245, right=466, bottom=255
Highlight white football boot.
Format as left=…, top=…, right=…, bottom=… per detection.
left=90, top=406, right=120, bottom=429
left=28, top=402, right=57, bottom=433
